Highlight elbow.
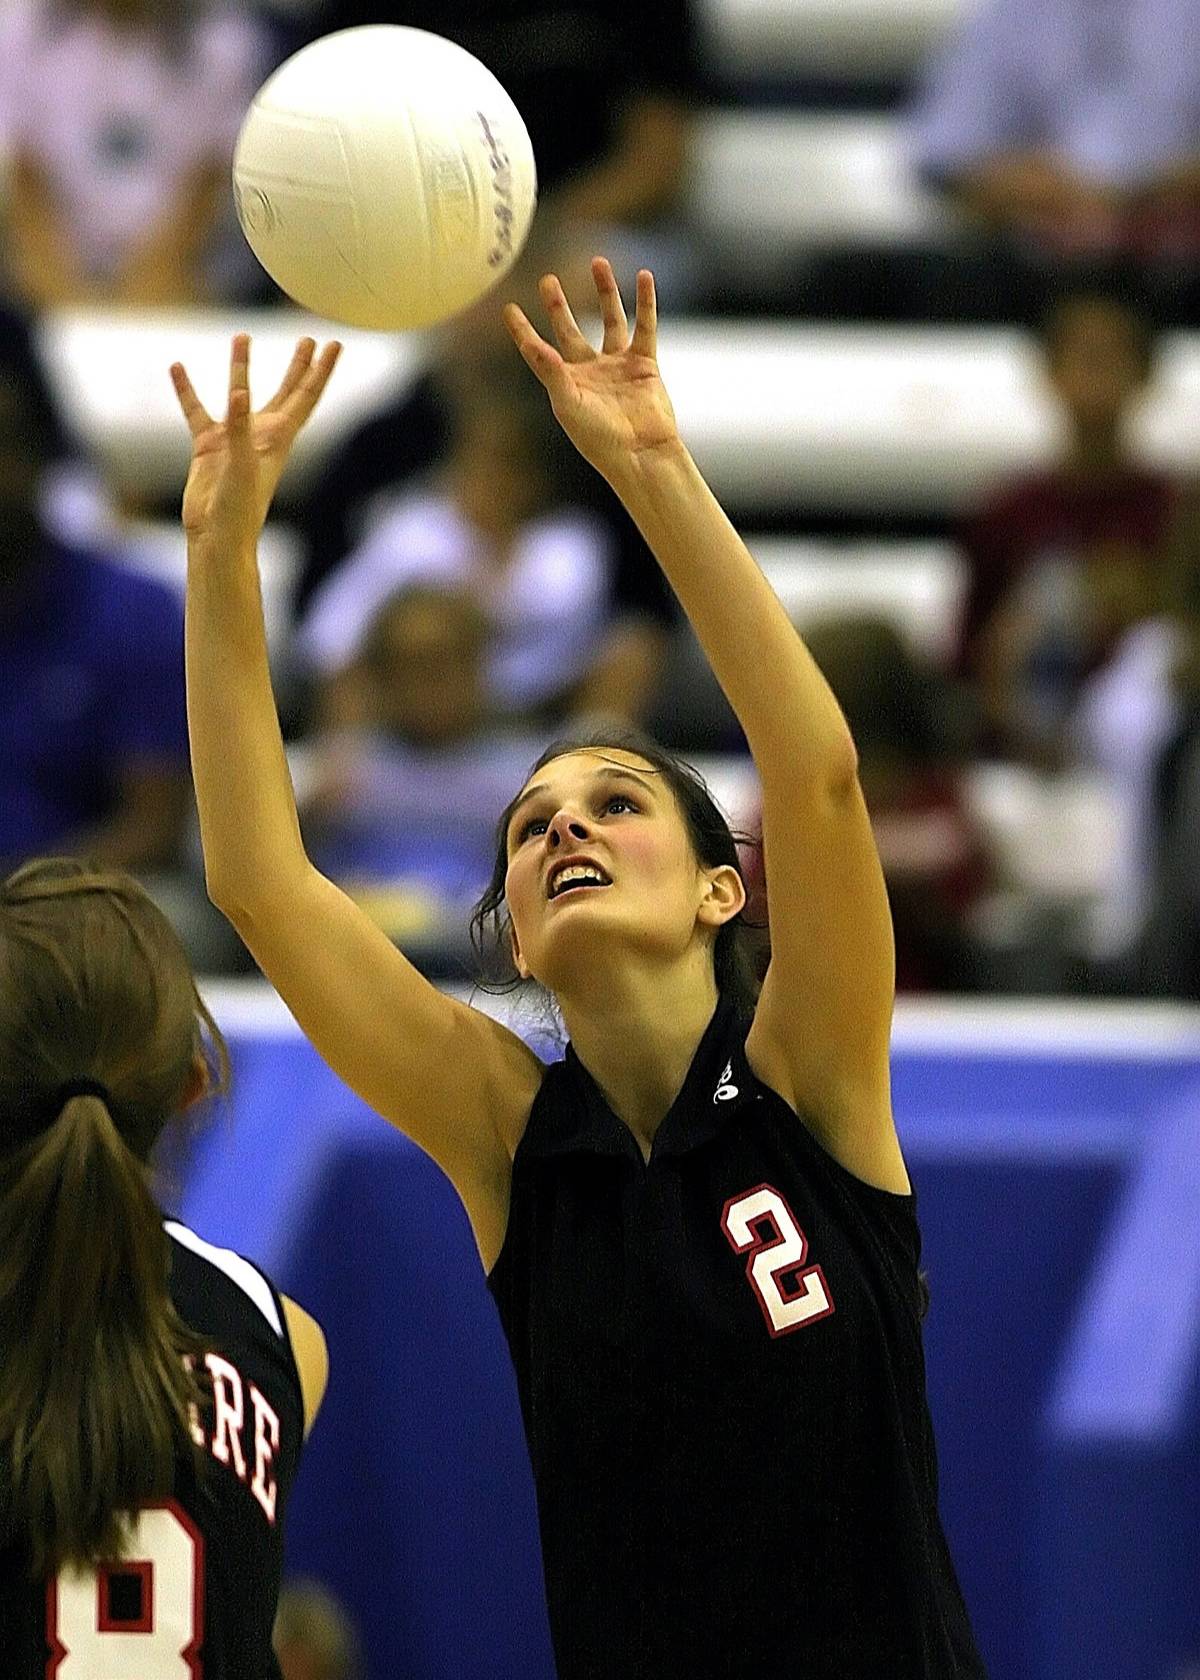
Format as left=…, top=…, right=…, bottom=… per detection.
left=824, top=727, right=860, bottom=800
left=204, top=850, right=312, bottom=930
left=203, top=860, right=269, bottom=928
left=203, top=869, right=246, bottom=927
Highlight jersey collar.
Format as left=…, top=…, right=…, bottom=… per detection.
left=524, top=995, right=758, bottom=1161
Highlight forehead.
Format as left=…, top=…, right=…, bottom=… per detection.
left=515, top=749, right=661, bottom=801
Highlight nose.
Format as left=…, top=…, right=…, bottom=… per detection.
left=546, top=808, right=590, bottom=848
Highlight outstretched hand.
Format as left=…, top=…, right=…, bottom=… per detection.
left=170, top=334, right=342, bottom=551
left=504, top=257, right=681, bottom=482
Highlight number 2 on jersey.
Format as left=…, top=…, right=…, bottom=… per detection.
left=46, top=1502, right=204, bottom=1677
left=722, top=1184, right=834, bottom=1336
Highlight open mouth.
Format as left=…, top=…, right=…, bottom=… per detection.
left=546, top=863, right=612, bottom=900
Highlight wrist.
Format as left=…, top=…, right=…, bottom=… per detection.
left=603, top=436, right=694, bottom=500
left=185, top=529, right=261, bottom=565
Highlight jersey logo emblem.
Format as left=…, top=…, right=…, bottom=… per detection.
left=721, top=1184, right=835, bottom=1337
left=713, top=1061, right=739, bottom=1102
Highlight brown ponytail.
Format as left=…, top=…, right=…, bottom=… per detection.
left=0, top=858, right=229, bottom=1574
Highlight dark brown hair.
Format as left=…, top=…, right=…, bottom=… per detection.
left=361, top=583, right=491, bottom=673
left=470, top=730, right=763, bottom=1027
left=0, top=858, right=229, bottom=1573
left=45, top=0, right=199, bottom=62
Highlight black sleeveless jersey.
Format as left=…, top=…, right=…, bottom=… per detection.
left=0, top=1219, right=304, bottom=1680
left=488, top=998, right=989, bottom=1680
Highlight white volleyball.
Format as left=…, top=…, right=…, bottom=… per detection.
left=232, top=25, right=538, bottom=331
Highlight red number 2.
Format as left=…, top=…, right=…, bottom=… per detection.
left=722, top=1184, right=835, bottom=1337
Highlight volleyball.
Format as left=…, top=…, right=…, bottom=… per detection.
left=232, top=25, right=538, bottom=331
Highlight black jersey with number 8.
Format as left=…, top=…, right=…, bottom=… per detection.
left=0, top=1221, right=304, bottom=1680
left=488, top=996, right=989, bottom=1680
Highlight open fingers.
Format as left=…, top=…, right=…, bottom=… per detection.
left=283, top=339, right=342, bottom=428
left=169, top=361, right=214, bottom=438
left=261, top=337, right=316, bottom=414
left=504, top=301, right=567, bottom=388
left=592, top=257, right=629, bottom=354
left=631, top=268, right=658, bottom=361
left=538, top=274, right=593, bottom=362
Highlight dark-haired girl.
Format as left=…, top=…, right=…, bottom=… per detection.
left=174, top=261, right=987, bottom=1678
left=0, top=859, right=328, bottom=1677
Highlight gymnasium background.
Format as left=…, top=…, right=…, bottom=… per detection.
left=2, top=1, right=1200, bottom=1677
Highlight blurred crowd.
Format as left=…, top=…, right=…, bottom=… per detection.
left=2, top=0, right=1200, bottom=1001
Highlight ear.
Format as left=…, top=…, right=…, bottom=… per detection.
left=696, top=864, right=746, bottom=930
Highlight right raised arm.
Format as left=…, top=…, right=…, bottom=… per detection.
left=172, top=337, right=542, bottom=1261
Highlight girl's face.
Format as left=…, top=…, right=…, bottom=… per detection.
left=502, top=750, right=743, bottom=992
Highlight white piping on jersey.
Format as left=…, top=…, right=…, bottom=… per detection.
left=164, top=1219, right=283, bottom=1338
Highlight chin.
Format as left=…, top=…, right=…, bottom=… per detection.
left=529, top=903, right=683, bottom=990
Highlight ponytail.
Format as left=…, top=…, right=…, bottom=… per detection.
left=0, top=1091, right=207, bottom=1574
left=0, top=858, right=227, bottom=1575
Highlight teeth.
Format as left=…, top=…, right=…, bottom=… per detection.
left=550, top=865, right=608, bottom=897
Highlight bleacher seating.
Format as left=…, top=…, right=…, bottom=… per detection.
left=697, top=0, right=959, bottom=83
left=753, top=536, right=964, bottom=655
left=110, top=518, right=966, bottom=661
left=35, top=310, right=1200, bottom=511
left=687, top=113, right=955, bottom=255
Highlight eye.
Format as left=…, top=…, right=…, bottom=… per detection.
left=603, top=795, right=637, bottom=816
left=516, top=815, right=548, bottom=843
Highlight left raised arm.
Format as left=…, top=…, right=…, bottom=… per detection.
left=506, top=262, right=906, bottom=1192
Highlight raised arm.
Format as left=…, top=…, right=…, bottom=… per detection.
left=172, top=336, right=542, bottom=1264
left=506, top=262, right=907, bottom=1192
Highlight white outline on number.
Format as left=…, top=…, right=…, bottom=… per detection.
left=46, top=1500, right=205, bottom=1676
left=721, top=1184, right=835, bottom=1337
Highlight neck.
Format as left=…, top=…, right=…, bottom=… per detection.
left=556, top=954, right=721, bottom=1156
left=438, top=466, right=513, bottom=548
left=1062, top=422, right=1127, bottom=481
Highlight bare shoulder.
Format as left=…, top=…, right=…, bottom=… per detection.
left=280, top=1294, right=328, bottom=1437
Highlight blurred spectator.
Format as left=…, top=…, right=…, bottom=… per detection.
left=1123, top=684, right=1200, bottom=1000
left=956, top=281, right=1177, bottom=766
left=747, top=615, right=993, bottom=993
left=295, top=354, right=629, bottom=730
left=299, top=583, right=543, bottom=970
left=0, top=300, right=77, bottom=464
left=0, top=356, right=191, bottom=873
left=0, top=296, right=128, bottom=549
left=908, top=0, right=1200, bottom=316
left=0, top=0, right=271, bottom=311
left=290, top=332, right=677, bottom=734
left=274, top=1578, right=362, bottom=1680
left=1077, top=482, right=1200, bottom=994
